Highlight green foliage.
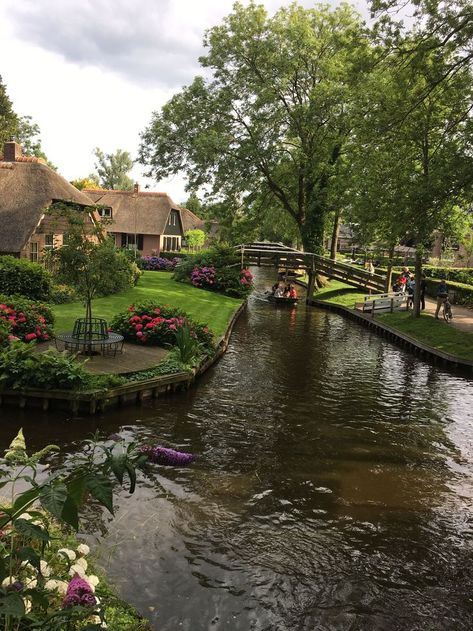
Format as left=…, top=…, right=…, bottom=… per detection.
left=49, top=283, right=78, bottom=304
left=184, top=229, right=206, bottom=251
left=173, top=323, right=202, bottom=364
left=0, top=430, right=155, bottom=630
left=424, top=278, right=473, bottom=307
left=70, top=177, right=101, bottom=191
left=423, top=266, right=473, bottom=286
left=0, top=294, right=54, bottom=343
left=139, top=3, right=370, bottom=252
left=0, top=256, right=52, bottom=301
left=124, top=353, right=190, bottom=382
left=91, top=147, right=134, bottom=190
left=0, top=342, right=92, bottom=391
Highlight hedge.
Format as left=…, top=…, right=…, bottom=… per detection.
left=424, top=277, right=473, bottom=306
left=0, top=255, right=52, bottom=300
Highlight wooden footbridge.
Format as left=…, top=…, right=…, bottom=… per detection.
left=236, top=242, right=386, bottom=299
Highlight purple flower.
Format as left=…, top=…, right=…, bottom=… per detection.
left=140, top=445, right=195, bottom=466
left=62, top=575, right=97, bottom=609
left=6, top=581, right=23, bottom=592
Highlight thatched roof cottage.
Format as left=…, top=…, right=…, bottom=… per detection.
left=84, top=185, right=204, bottom=255
left=0, top=140, right=96, bottom=260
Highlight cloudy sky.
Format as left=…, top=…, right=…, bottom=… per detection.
left=0, top=0, right=361, bottom=202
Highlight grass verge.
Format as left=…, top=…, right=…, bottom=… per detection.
left=377, top=312, right=473, bottom=361
left=52, top=271, right=243, bottom=337
left=312, top=279, right=473, bottom=362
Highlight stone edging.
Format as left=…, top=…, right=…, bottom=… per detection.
left=309, top=298, right=473, bottom=373
left=0, top=301, right=247, bottom=415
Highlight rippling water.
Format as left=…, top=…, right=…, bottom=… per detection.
left=3, top=268, right=473, bottom=630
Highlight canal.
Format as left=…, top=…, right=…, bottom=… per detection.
left=2, top=269, right=473, bottom=630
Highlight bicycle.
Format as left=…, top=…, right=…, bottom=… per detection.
left=442, top=295, right=453, bottom=323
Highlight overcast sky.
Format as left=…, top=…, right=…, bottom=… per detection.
left=0, top=0, right=363, bottom=202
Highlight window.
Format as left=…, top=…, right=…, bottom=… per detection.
left=29, top=242, right=38, bottom=262
left=44, top=234, right=54, bottom=249
left=98, top=207, right=112, bottom=219
left=121, top=233, right=144, bottom=251
left=163, top=236, right=180, bottom=251
left=167, top=211, right=178, bottom=226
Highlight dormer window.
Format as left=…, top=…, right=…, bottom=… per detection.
left=168, top=211, right=178, bottom=226
left=98, top=207, right=112, bottom=219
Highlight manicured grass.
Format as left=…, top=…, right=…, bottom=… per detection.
left=377, top=312, right=473, bottom=361
left=312, top=280, right=366, bottom=308
left=51, top=272, right=243, bottom=337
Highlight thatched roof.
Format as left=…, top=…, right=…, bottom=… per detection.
left=0, top=160, right=95, bottom=254
left=83, top=188, right=204, bottom=235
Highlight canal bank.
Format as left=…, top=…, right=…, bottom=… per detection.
left=2, top=267, right=473, bottom=631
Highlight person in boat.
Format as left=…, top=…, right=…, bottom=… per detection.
left=274, top=283, right=285, bottom=298
left=289, top=285, right=297, bottom=299
left=271, top=281, right=279, bottom=295
left=284, top=283, right=292, bottom=297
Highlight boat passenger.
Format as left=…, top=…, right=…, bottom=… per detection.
left=289, top=286, right=298, bottom=299
left=271, top=281, right=279, bottom=295
left=274, top=284, right=285, bottom=298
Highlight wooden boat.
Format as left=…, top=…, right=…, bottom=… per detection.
left=267, top=294, right=298, bottom=305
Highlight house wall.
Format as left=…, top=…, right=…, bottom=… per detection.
left=109, top=232, right=161, bottom=256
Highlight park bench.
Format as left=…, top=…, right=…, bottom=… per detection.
left=355, top=292, right=406, bottom=315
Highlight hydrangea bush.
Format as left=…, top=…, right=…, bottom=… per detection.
left=141, top=256, right=181, bottom=271
left=110, top=302, right=214, bottom=349
left=0, top=295, right=54, bottom=344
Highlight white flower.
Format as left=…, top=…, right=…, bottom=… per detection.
left=76, top=543, right=90, bottom=556
left=2, top=576, right=17, bottom=587
left=24, top=577, right=37, bottom=589
left=39, top=560, right=51, bottom=577
left=87, top=574, right=100, bottom=587
left=44, top=579, right=59, bottom=591
left=69, top=563, right=86, bottom=578
left=22, top=597, right=32, bottom=613
left=76, top=557, right=88, bottom=571
left=90, top=615, right=107, bottom=627
left=58, top=548, right=76, bottom=562
left=56, top=580, right=68, bottom=595
left=18, top=513, right=33, bottom=521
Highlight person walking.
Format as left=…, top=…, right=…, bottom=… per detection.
left=420, top=273, right=427, bottom=311
left=434, top=279, right=448, bottom=318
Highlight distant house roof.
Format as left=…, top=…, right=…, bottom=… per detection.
left=0, top=147, right=96, bottom=254
left=83, top=187, right=204, bottom=235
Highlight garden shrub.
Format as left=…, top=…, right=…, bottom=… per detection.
left=0, top=342, right=92, bottom=390
left=49, top=283, right=78, bottom=304
left=110, top=302, right=214, bottom=350
left=174, top=244, right=253, bottom=297
left=423, top=266, right=473, bottom=285
left=0, top=294, right=54, bottom=343
left=141, top=256, right=181, bottom=271
left=0, top=255, right=52, bottom=300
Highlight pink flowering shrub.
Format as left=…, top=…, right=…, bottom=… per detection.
left=110, top=302, right=214, bottom=349
left=0, top=294, right=54, bottom=344
left=190, top=266, right=217, bottom=289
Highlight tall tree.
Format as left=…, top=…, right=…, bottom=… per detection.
left=0, top=75, right=19, bottom=146
left=139, top=2, right=370, bottom=253
left=91, top=147, right=134, bottom=190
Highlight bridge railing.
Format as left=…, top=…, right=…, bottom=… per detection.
left=236, top=243, right=387, bottom=292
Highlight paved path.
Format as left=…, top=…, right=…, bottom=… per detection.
left=423, top=297, right=473, bottom=334
left=35, top=341, right=168, bottom=374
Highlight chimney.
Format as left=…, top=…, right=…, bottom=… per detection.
left=3, top=138, right=22, bottom=162
left=133, top=182, right=140, bottom=194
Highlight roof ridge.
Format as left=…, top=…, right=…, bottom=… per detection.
left=0, top=155, right=45, bottom=164
left=83, top=188, right=169, bottom=197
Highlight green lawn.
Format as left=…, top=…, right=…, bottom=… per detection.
left=378, top=312, right=473, bottom=361
left=52, top=272, right=243, bottom=337
left=312, top=280, right=366, bottom=308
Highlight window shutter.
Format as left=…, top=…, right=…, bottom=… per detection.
left=138, top=234, right=144, bottom=251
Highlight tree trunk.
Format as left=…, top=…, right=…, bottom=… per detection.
left=412, top=248, right=422, bottom=318
left=385, top=244, right=395, bottom=293
left=330, top=209, right=341, bottom=260
left=300, top=199, right=326, bottom=254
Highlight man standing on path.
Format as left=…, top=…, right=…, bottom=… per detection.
left=435, top=279, right=449, bottom=318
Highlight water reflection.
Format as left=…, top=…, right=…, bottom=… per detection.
left=2, top=268, right=473, bottom=630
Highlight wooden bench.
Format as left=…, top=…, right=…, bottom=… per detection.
left=355, top=292, right=406, bottom=315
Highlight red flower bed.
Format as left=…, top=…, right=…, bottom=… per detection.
left=0, top=295, right=54, bottom=344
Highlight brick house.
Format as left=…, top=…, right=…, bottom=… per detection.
left=83, top=185, right=205, bottom=255
left=0, top=140, right=97, bottom=261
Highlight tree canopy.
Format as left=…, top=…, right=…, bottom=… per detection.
left=90, top=147, right=134, bottom=190
left=139, top=2, right=371, bottom=253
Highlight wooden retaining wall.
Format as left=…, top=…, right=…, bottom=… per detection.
left=309, top=298, right=473, bottom=374
left=0, top=302, right=247, bottom=415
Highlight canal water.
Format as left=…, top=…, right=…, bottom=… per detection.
left=2, top=269, right=473, bottom=630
